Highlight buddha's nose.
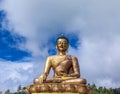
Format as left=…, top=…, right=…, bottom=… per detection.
left=60, top=43, right=63, bottom=46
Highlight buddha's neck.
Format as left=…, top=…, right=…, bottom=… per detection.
left=58, top=52, right=66, bottom=56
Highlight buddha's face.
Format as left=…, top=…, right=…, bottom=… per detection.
left=56, top=38, right=69, bottom=52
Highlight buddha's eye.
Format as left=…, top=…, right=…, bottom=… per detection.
left=63, top=42, right=67, bottom=44
left=57, top=42, right=61, bottom=44
left=57, top=42, right=67, bottom=45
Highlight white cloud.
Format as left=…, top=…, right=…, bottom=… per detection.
left=0, top=0, right=120, bottom=92
left=79, top=37, right=120, bottom=80
left=96, top=78, right=120, bottom=88
left=0, top=0, right=82, bottom=58
left=69, top=0, right=120, bottom=88
left=0, top=59, right=45, bottom=92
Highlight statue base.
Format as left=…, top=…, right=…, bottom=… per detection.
left=32, top=92, right=79, bottom=94
left=25, top=83, right=92, bottom=94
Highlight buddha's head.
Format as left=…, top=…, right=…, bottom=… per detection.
left=56, top=35, right=69, bottom=52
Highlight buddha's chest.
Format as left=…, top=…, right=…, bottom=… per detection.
left=51, top=56, right=72, bottom=68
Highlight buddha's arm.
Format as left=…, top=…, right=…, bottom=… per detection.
left=44, top=56, right=52, bottom=76
left=39, top=56, right=52, bottom=82
left=69, top=56, right=80, bottom=78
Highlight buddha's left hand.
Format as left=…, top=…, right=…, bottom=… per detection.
left=60, top=72, right=69, bottom=77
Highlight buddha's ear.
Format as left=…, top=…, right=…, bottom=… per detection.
left=68, top=44, right=69, bottom=48
left=56, top=45, right=58, bottom=49
left=67, top=43, right=69, bottom=49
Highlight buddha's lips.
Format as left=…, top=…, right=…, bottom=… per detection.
left=59, top=46, right=63, bottom=48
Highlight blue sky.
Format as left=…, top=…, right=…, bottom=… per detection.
left=0, top=0, right=120, bottom=92
left=0, top=10, right=31, bottom=61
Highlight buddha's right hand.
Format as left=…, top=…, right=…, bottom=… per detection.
left=38, top=73, right=47, bottom=83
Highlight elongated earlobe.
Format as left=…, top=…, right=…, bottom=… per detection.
left=56, top=46, right=57, bottom=49
left=56, top=46, right=58, bottom=54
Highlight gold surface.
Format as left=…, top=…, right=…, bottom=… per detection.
left=25, top=36, right=93, bottom=94
left=35, top=37, right=86, bottom=84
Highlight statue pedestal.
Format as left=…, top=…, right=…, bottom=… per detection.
left=25, top=83, right=92, bottom=94
left=32, top=92, right=79, bottom=94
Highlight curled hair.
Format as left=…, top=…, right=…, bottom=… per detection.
left=56, top=35, right=69, bottom=44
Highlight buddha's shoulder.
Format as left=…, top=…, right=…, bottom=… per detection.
left=67, top=55, right=78, bottom=59
left=46, top=55, right=57, bottom=59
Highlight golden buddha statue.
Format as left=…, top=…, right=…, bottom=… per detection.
left=34, top=35, right=86, bottom=84
left=25, top=35, right=92, bottom=94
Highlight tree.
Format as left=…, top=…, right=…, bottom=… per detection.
left=5, top=89, right=10, bottom=94
left=17, top=85, right=22, bottom=92
left=0, top=91, right=2, bottom=94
